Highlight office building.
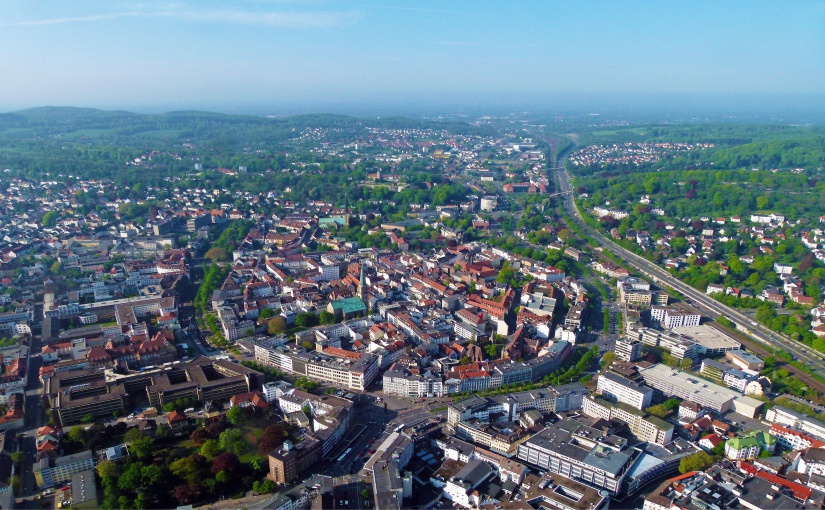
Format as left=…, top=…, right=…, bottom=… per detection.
left=638, top=364, right=738, bottom=413
left=517, top=424, right=633, bottom=495
left=596, top=372, right=653, bottom=410
left=615, top=338, right=642, bottom=362
left=34, top=451, right=94, bottom=488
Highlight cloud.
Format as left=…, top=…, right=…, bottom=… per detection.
left=0, top=7, right=360, bottom=28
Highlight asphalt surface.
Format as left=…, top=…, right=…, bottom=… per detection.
left=556, top=168, right=825, bottom=376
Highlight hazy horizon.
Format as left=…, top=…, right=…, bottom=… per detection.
left=2, top=0, right=823, bottom=118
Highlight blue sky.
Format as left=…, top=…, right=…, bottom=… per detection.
left=1, top=0, right=823, bottom=113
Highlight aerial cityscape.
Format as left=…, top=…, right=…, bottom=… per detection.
left=0, top=2, right=824, bottom=510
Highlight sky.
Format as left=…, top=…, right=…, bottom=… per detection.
left=1, top=0, right=824, bottom=115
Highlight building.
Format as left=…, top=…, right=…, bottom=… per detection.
left=524, top=472, right=609, bottom=510
left=639, top=364, right=739, bottom=413
left=596, top=372, right=653, bottom=410
left=442, top=459, right=496, bottom=508
left=69, top=469, right=99, bottom=510
left=650, top=307, right=701, bottom=329
left=447, top=384, right=587, bottom=428
left=267, top=437, right=322, bottom=484
left=615, top=338, right=642, bottom=362
left=582, top=396, right=674, bottom=445
left=382, top=365, right=444, bottom=398
left=725, top=350, right=764, bottom=371
left=766, top=406, right=825, bottom=441
left=45, top=357, right=263, bottom=426
left=327, top=297, right=367, bottom=321
left=517, top=424, right=633, bottom=495
left=769, top=423, right=825, bottom=451
left=255, top=344, right=378, bottom=392
left=34, top=450, right=95, bottom=488
left=724, top=431, right=776, bottom=461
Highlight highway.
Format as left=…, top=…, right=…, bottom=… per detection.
left=554, top=167, right=825, bottom=377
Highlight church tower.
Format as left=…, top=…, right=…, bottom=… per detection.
left=358, top=263, right=367, bottom=303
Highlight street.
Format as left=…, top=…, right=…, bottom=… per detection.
left=555, top=167, right=825, bottom=377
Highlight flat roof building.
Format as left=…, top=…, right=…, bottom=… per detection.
left=639, top=364, right=739, bottom=413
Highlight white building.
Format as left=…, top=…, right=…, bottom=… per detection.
left=596, top=372, right=653, bottom=410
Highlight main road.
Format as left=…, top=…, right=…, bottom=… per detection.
left=555, top=167, right=825, bottom=377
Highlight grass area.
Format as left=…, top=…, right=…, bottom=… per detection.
left=429, top=406, right=448, bottom=413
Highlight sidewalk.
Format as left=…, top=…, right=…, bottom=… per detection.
left=194, top=492, right=274, bottom=510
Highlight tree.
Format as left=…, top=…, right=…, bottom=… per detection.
left=97, top=459, right=121, bottom=479
left=679, top=451, right=716, bottom=474
left=170, top=454, right=209, bottom=485
left=459, top=356, right=471, bottom=365
left=226, top=406, right=247, bottom=426
left=295, top=313, right=319, bottom=328
left=268, top=316, right=287, bottom=335
left=680, top=358, right=694, bottom=371
left=258, top=423, right=289, bottom=455
left=190, top=429, right=211, bottom=447
left=259, top=308, right=274, bottom=320
left=302, top=340, right=315, bottom=351
left=124, top=427, right=145, bottom=444
left=600, top=352, right=616, bottom=369
left=200, top=439, right=222, bottom=459
left=204, top=247, right=229, bottom=262
left=210, top=452, right=241, bottom=476
left=130, top=437, right=155, bottom=459
left=41, top=211, right=58, bottom=227
left=219, top=428, right=249, bottom=455
left=118, top=462, right=145, bottom=492
left=319, top=310, right=336, bottom=325
left=140, top=464, right=164, bottom=488
left=173, top=485, right=202, bottom=506
left=252, top=479, right=278, bottom=494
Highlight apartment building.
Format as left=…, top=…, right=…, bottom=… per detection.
left=724, top=431, right=775, bottom=461
left=254, top=343, right=378, bottom=391
left=596, top=373, right=653, bottom=410
left=766, top=406, right=825, bottom=441
left=447, top=384, right=587, bottom=428
left=34, top=451, right=94, bottom=488
left=267, top=437, right=322, bottom=484
left=650, top=307, right=701, bottom=329
left=582, top=396, right=674, bottom=445
left=615, top=338, right=642, bottom=362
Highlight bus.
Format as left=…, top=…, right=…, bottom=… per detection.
left=336, top=448, right=352, bottom=463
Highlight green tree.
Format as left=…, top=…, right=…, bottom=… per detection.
left=200, top=439, right=222, bottom=459
left=679, top=451, right=716, bottom=474
left=96, top=460, right=120, bottom=478
left=41, top=211, right=59, bottom=227
left=319, top=310, right=336, bottom=325
left=130, top=437, right=155, bottom=459
left=680, top=358, right=693, bottom=370
left=226, top=406, right=247, bottom=426
left=268, top=316, right=287, bottom=335
left=219, top=428, right=249, bottom=455
left=600, top=351, right=616, bottom=369
left=295, top=312, right=319, bottom=328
